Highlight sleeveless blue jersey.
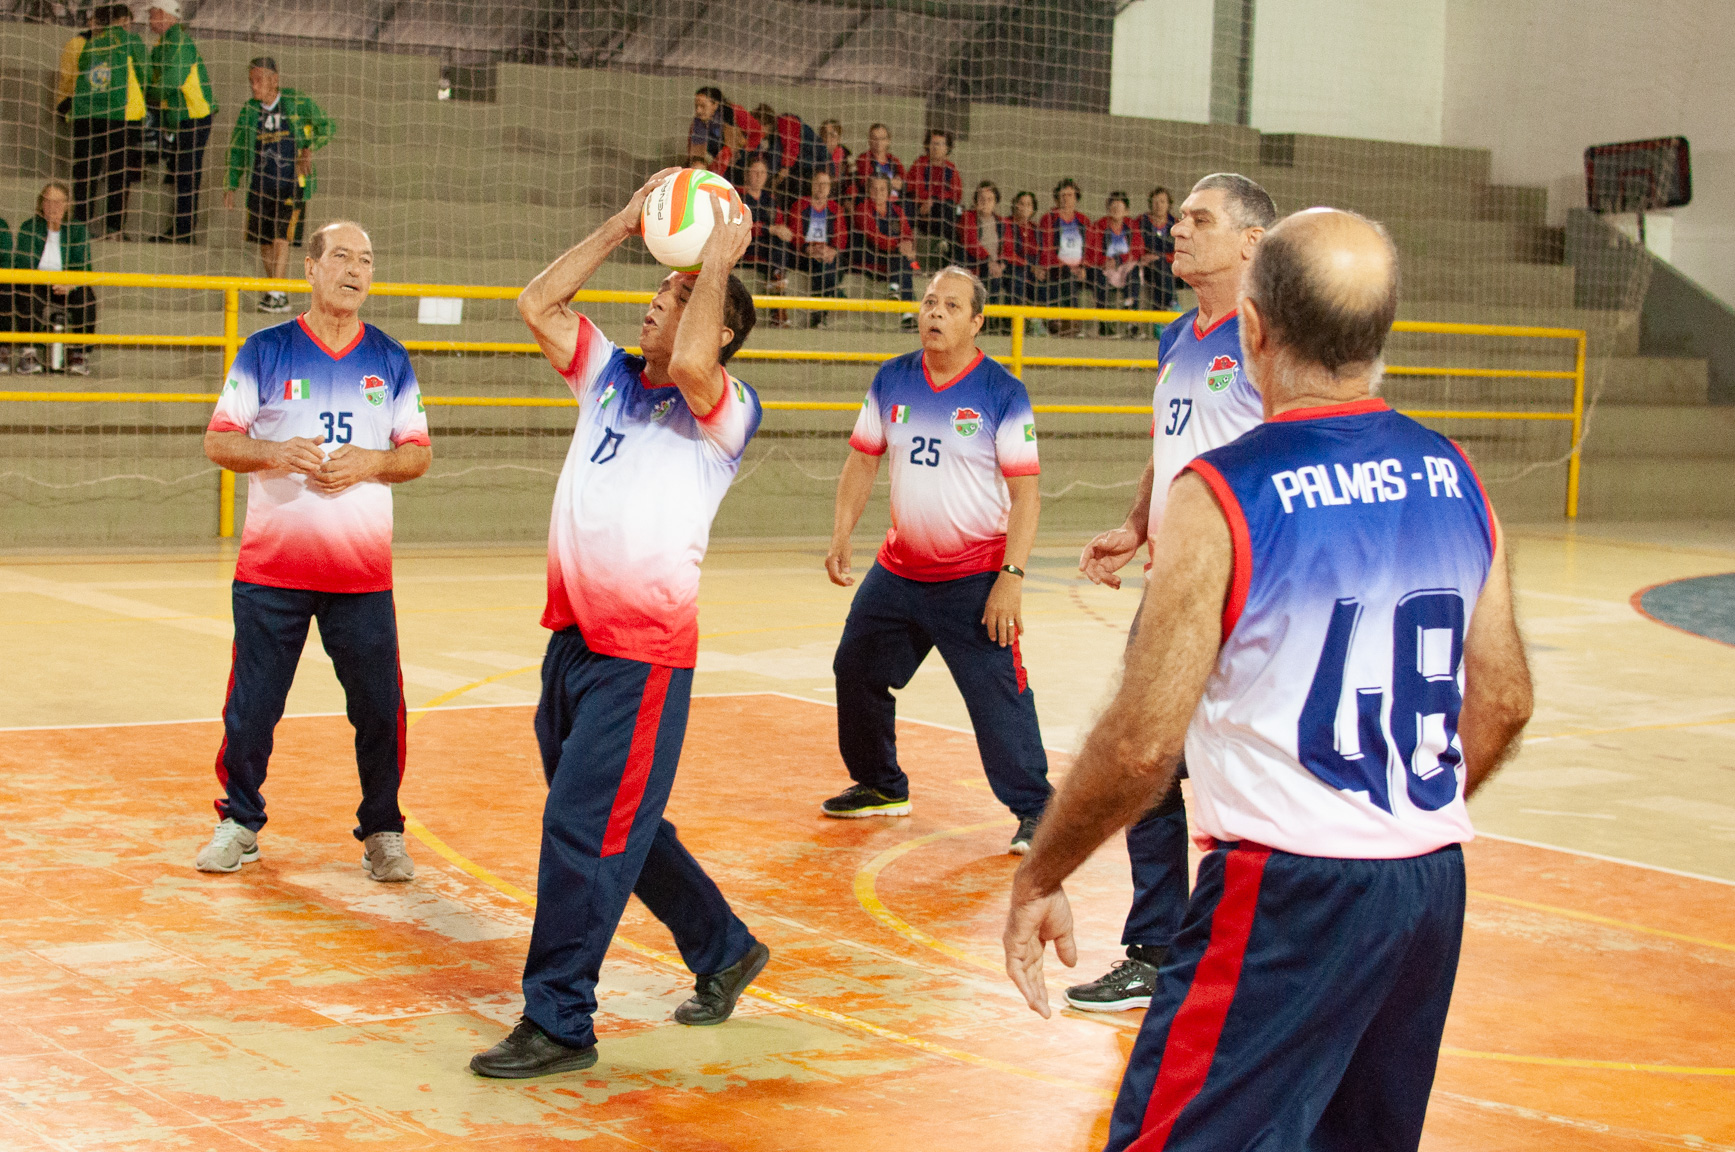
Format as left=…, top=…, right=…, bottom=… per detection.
left=1181, top=398, right=1495, bottom=859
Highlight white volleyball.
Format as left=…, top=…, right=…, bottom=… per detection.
left=640, top=169, right=741, bottom=272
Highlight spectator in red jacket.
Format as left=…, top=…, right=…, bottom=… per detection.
left=789, top=168, right=848, bottom=327
left=853, top=173, right=917, bottom=327
left=959, top=180, right=1012, bottom=325
left=851, top=123, right=904, bottom=207
left=1137, top=185, right=1179, bottom=312
left=1036, top=177, right=1093, bottom=330
left=1007, top=190, right=1041, bottom=307
left=1089, top=190, right=1144, bottom=336
left=750, top=102, right=808, bottom=199
left=907, top=129, right=963, bottom=242
left=819, top=119, right=851, bottom=189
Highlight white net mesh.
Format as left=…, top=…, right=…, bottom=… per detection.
left=0, top=0, right=1658, bottom=549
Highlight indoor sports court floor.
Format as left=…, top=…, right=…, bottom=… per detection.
left=1, top=522, right=1732, bottom=1151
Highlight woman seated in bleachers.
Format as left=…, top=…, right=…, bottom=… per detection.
left=1006, top=191, right=1041, bottom=312
left=959, top=180, right=1013, bottom=333
left=1137, top=186, right=1179, bottom=314
left=907, top=129, right=963, bottom=246
left=1036, top=177, right=1092, bottom=336
left=739, top=156, right=793, bottom=326
left=1089, top=191, right=1144, bottom=337
left=852, top=174, right=917, bottom=330
left=14, top=182, right=94, bottom=376
left=789, top=168, right=848, bottom=328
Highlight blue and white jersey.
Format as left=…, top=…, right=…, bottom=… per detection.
left=1149, top=310, right=1263, bottom=542
left=1182, top=398, right=1496, bottom=859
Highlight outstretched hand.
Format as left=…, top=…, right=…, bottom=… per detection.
left=619, top=167, right=685, bottom=233
left=1003, top=879, right=1077, bottom=1018
left=1079, top=525, right=1143, bottom=589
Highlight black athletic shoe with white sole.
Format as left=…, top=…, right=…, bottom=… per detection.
left=821, top=783, right=912, bottom=818
left=1063, top=946, right=1166, bottom=1012
left=469, top=1018, right=598, bottom=1078
left=1008, top=814, right=1041, bottom=855
left=674, top=941, right=770, bottom=1026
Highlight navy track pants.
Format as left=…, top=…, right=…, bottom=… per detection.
left=833, top=564, right=1051, bottom=820
left=522, top=627, right=759, bottom=1050
left=213, top=581, right=406, bottom=841
left=1107, top=841, right=1466, bottom=1152
left=1120, top=591, right=1189, bottom=950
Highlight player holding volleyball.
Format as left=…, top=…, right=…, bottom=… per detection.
left=1004, top=208, right=1533, bottom=1151
left=1063, top=173, right=1276, bottom=1012
left=470, top=169, right=770, bottom=1079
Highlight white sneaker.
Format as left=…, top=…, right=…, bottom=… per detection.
left=363, top=831, right=415, bottom=882
left=195, top=818, right=259, bottom=872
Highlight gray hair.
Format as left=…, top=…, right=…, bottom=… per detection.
left=1246, top=209, right=1399, bottom=378
left=1191, top=172, right=1278, bottom=232
left=927, top=265, right=987, bottom=317
left=309, top=220, right=372, bottom=261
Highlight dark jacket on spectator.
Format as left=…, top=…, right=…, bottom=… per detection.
left=959, top=211, right=1008, bottom=266
left=740, top=187, right=783, bottom=263
left=1089, top=216, right=1144, bottom=269
left=1037, top=209, right=1095, bottom=268
left=790, top=196, right=848, bottom=255
left=822, top=143, right=852, bottom=187
left=854, top=200, right=911, bottom=254
left=1004, top=217, right=1039, bottom=267
left=690, top=103, right=762, bottom=173
left=1137, top=210, right=1176, bottom=261
left=851, top=150, right=905, bottom=201
left=906, top=156, right=963, bottom=211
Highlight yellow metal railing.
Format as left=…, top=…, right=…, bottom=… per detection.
left=0, top=271, right=1587, bottom=529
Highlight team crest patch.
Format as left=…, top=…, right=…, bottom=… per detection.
left=361, top=374, right=387, bottom=408
left=1206, top=355, right=1238, bottom=393
left=952, top=406, right=982, bottom=437
left=652, top=398, right=674, bottom=421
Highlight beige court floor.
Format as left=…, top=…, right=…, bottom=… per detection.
left=0, top=524, right=1732, bottom=1150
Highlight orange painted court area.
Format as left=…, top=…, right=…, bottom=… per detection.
left=2, top=692, right=1731, bottom=1151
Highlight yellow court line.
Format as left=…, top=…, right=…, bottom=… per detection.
left=1439, top=1048, right=1735, bottom=1077
left=1468, top=890, right=1735, bottom=953
left=398, top=674, right=1114, bottom=1099
left=852, top=820, right=1016, bottom=974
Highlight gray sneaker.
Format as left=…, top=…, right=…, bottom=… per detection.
left=1063, top=946, right=1164, bottom=1012
left=195, top=818, right=259, bottom=872
left=363, top=831, right=415, bottom=882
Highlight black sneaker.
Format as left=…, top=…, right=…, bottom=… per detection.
left=674, top=941, right=770, bottom=1026
left=821, top=783, right=912, bottom=818
left=469, top=1018, right=598, bottom=1078
left=1008, top=814, right=1041, bottom=855
left=1063, top=947, right=1164, bottom=1013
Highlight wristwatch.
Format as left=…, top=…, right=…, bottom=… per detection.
left=1000, top=563, right=1025, bottom=578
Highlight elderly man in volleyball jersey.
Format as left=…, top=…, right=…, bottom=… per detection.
left=822, top=266, right=1051, bottom=854
left=1006, top=208, right=1533, bottom=1152
left=1063, top=174, right=1277, bottom=1012
left=198, top=221, right=431, bottom=881
left=470, top=170, right=770, bottom=1080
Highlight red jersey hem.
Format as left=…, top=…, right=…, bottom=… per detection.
left=1000, top=462, right=1041, bottom=478
left=207, top=417, right=248, bottom=433
left=694, top=367, right=734, bottom=427
left=233, top=566, right=394, bottom=594
left=392, top=431, right=432, bottom=447
left=538, top=610, right=697, bottom=669
left=849, top=433, right=887, bottom=456
left=876, top=539, right=1006, bottom=583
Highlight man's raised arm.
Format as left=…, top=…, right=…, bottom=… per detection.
left=667, top=202, right=754, bottom=418
left=518, top=167, right=682, bottom=372
left=1004, top=471, right=1231, bottom=1016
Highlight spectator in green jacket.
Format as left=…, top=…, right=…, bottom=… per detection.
left=68, top=4, right=147, bottom=239
left=146, top=0, right=216, bottom=243
left=223, top=58, right=335, bottom=313
left=14, top=183, right=96, bottom=377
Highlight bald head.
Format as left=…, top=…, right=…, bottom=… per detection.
left=1244, top=208, right=1398, bottom=378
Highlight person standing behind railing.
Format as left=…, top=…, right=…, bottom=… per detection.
left=1036, top=178, right=1093, bottom=336
left=13, top=182, right=95, bottom=377
left=1006, top=190, right=1040, bottom=315
left=145, top=0, right=215, bottom=244
left=223, top=58, right=335, bottom=314
left=65, top=3, right=147, bottom=240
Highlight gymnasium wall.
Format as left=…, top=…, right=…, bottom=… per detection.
left=1441, top=0, right=1735, bottom=311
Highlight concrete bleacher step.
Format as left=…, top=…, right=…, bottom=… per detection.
left=1579, top=405, right=1735, bottom=458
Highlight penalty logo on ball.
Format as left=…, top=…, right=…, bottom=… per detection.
left=641, top=169, right=741, bottom=273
